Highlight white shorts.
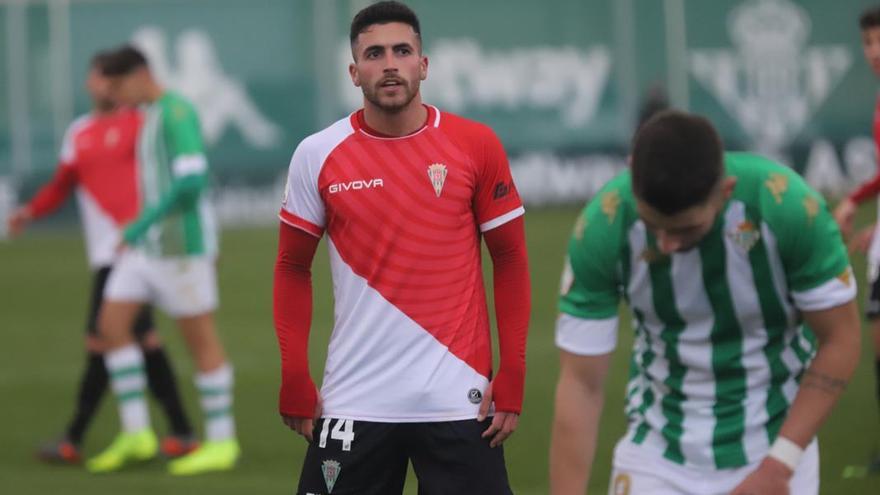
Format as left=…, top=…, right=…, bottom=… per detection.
left=104, top=249, right=218, bottom=318
left=608, top=438, right=819, bottom=495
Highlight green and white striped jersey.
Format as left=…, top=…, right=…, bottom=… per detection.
left=557, top=152, right=855, bottom=470
left=126, top=91, right=217, bottom=257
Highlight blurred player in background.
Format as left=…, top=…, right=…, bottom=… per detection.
left=85, top=45, right=239, bottom=475
left=550, top=111, right=860, bottom=494
left=833, top=5, right=880, bottom=474
left=5, top=51, right=195, bottom=465
left=273, top=2, right=530, bottom=493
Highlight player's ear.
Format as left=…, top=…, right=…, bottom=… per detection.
left=721, top=176, right=737, bottom=200
left=349, top=63, right=361, bottom=87
left=419, top=55, right=428, bottom=81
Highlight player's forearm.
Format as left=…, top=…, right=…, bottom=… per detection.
left=124, top=173, right=206, bottom=243
left=776, top=307, right=860, bottom=448
left=485, top=217, right=530, bottom=413
left=550, top=373, right=604, bottom=495
left=27, top=165, right=77, bottom=218
left=273, top=222, right=321, bottom=417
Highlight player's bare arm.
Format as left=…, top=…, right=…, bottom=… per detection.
left=732, top=301, right=860, bottom=495
left=549, top=350, right=612, bottom=495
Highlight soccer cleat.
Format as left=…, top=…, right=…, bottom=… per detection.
left=168, top=439, right=240, bottom=476
left=36, top=437, right=81, bottom=465
left=86, top=429, right=158, bottom=473
left=160, top=435, right=200, bottom=458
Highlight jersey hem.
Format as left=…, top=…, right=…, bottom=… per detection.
left=319, top=410, right=480, bottom=423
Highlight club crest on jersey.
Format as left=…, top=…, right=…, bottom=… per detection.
left=321, top=459, right=342, bottom=493
left=728, top=220, right=761, bottom=251
left=427, top=163, right=448, bottom=197
left=467, top=388, right=483, bottom=404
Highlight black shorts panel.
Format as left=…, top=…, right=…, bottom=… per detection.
left=297, top=418, right=407, bottom=495
left=88, top=267, right=154, bottom=338
left=405, top=419, right=512, bottom=495
left=868, top=268, right=880, bottom=320
left=296, top=418, right=511, bottom=495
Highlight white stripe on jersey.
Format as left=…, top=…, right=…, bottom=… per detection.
left=76, top=189, right=121, bottom=268
left=669, top=249, right=716, bottom=466
left=320, top=239, right=490, bottom=422
left=723, top=201, right=771, bottom=463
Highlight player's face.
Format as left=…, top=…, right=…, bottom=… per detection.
left=862, top=27, right=880, bottom=76
left=636, top=177, right=737, bottom=255
left=108, top=70, right=146, bottom=107
left=349, top=22, right=428, bottom=113
left=85, top=67, right=114, bottom=109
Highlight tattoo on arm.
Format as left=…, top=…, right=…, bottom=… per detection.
left=800, top=370, right=848, bottom=395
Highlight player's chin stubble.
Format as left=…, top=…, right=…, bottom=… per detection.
left=364, top=80, right=418, bottom=114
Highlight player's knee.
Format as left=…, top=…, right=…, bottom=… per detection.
left=138, top=330, right=162, bottom=350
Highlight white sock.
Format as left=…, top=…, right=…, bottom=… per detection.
left=196, top=363, right=235, bottom=442
left=105, top=344, right=150, bottom=433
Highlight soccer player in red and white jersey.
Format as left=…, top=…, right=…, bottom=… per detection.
left=6, top=52, right=195, bottom=464
left=834, top=5, right=880, bottom=473
left=274, top=2, right=530, bottom=493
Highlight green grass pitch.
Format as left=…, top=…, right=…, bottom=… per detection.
left=0, top=206, right=878, bottom=494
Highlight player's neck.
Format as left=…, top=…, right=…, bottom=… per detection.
left=144, top=81, right=165, bottom=104
left=362, top=97, right=428, bottom=137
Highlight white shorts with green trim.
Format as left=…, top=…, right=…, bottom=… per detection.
left=105, top=249, right=218, bottom=318
left=608, top=437, right=818, bottom=495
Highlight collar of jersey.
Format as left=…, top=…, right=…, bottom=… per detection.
left=352, top=104, right=440, bottom=140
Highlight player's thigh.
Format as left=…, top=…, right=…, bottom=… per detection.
left=407, top=418, right=512, bottom=495
left=85, top=267, right=113, bottom=335
left=297, top=418, right=406, bottom=495
left=151, top=256, right=218, bottom=319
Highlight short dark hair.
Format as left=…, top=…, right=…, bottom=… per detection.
left=100, top=45, right=148, bottom=77
left=630, top=110, right=724, bottom=215
left=89, top=50, right=111, bottom=71
left=861, top=6, right=880, bottom=30
left=349, top=1, right=421, bottom=46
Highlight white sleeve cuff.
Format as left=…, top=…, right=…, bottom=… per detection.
left=792, top=266, right=857, bottom=312
left=479, top=206, right=525, bottom=232
left=172, top=154, right=208, bottom=176
left=555, top=313, right=618, bottom=356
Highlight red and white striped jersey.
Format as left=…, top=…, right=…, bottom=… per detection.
left=279, top=105, right=524, bottom=422
left=29, top=110, right=142, bottom=268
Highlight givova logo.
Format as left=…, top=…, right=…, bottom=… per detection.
left=689, top=0, right=852, bottom=154
left=328, top=179, right=385, bottom=194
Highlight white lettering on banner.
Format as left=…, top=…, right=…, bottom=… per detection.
left=689, top=0, right=851, bottom=155
left=131, top=26, right=283, bottom=149
left=339, top=39, right=612, bottom=127
left=328, top=179, right=385, bottom=194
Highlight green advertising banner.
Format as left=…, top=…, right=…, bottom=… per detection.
left=1, top=0, right=879, bottom=230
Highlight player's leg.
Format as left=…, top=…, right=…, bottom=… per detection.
left=39, top=267, right=112, bottom=464
left=134, top=306, right=198, bottom=457
left=154, top=256, right=239, bottom=475
left=297, top=419, right=407, bottom=495
left=864, top=263, right=880, bottom=471
left=86, top=252, right=158, bottom=473
left=407, top=419, right=512, bottom=495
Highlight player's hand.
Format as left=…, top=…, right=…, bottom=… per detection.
left=849, top=225, right=876, bottom=254
left=6, top=207, right=32, bottom=237
left=281, top=396, right=323, bottom=442
left=729, top=457, right=792, bottom=495
left=833, top=198, right=857, bottom=239
left=477, top=382, right=520, bottom=448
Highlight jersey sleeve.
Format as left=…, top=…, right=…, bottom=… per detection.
left=473, top=126, right=524, bottom=232
left=279, top=138, right=326, bottom=238
left=763, top=167, right=856, bottom=311
left=556, top=175, right=628, bottom=355
left=162, top=98, right=207, bottom=177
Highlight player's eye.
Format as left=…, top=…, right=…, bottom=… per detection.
left=365, top=49, right=382, bottom=59
left=395, top=46, right=412, bottom=56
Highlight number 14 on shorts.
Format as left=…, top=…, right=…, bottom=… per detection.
left=318, top=418, right=355, bottom=452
